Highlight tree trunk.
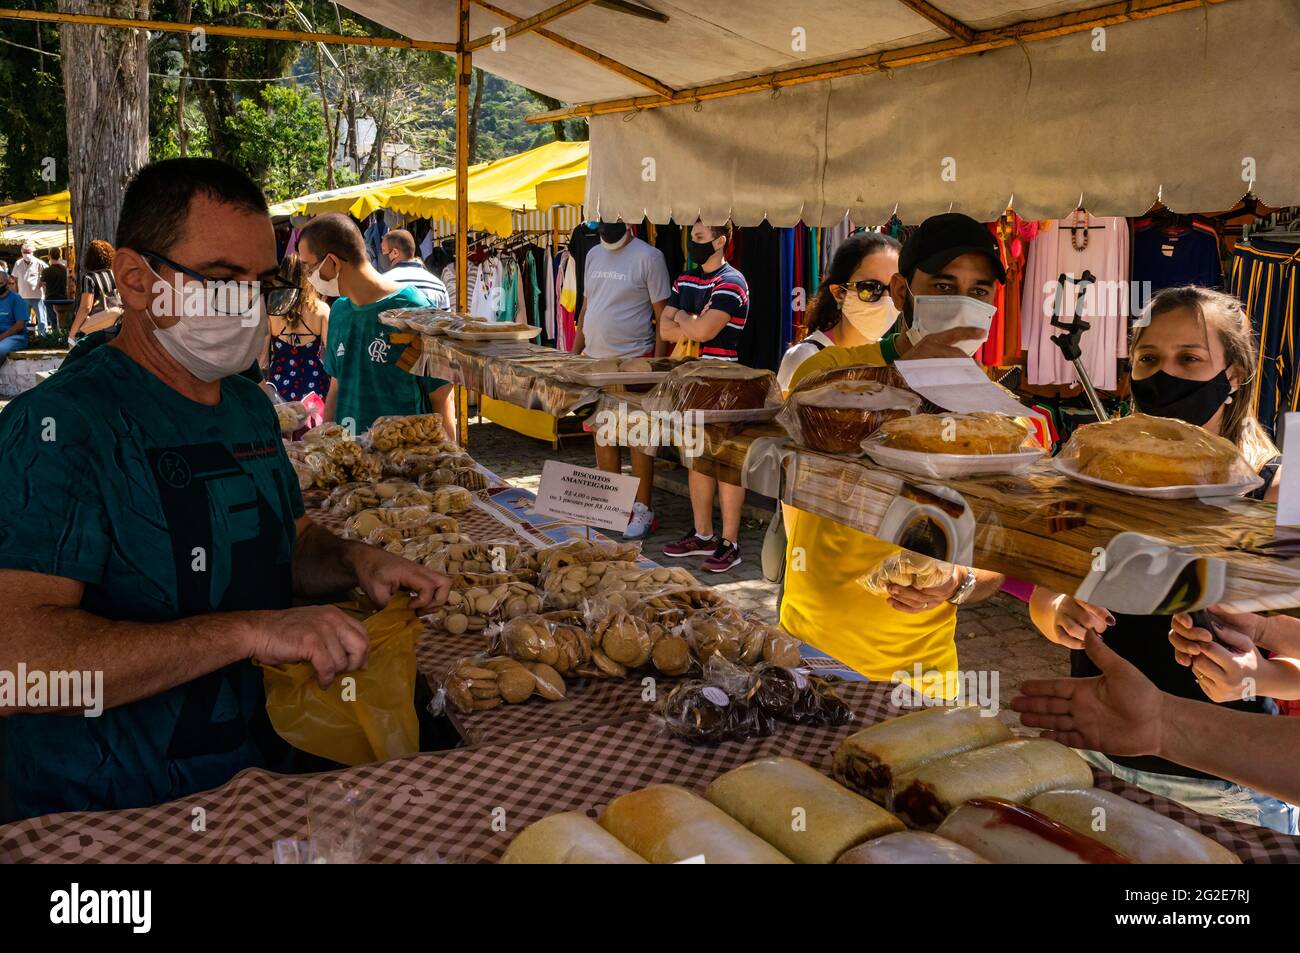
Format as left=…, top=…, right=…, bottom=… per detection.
left=59, top=0, right=150, bottom=281
left=316, top=46, right=336, bottom=189
left=177, top=0, right=192, bottom=156
left=468, top=67, right=485, bottom=163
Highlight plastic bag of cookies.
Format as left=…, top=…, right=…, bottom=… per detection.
left=534, top=537, right=641, bottom=577
left=857, top=550, right=955, bottom=598
left=541, top=562, right=695, bottom=611
left=366, top=414, right=448, bottom=452
left=433, top=655, right=566, bottom=715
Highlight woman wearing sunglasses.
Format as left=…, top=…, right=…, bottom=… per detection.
left=776, top=233, right=902, bottom=392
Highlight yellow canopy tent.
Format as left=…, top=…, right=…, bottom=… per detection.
left=0, top=190, right=72, bottom=224
left=282, top=168, right=452, bottom=219
left=535, top=168, right=586, bottom=213
left=0, top=222, right=70, bottom=251
left=386, top=140, right=588, bottom=237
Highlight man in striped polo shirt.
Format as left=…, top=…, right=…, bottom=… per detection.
left=658, top=221, right=750, bottom=572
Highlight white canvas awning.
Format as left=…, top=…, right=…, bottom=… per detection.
left=341, top=0, right=1299, bottom=224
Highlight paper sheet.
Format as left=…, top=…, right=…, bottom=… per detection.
left=1277, top=412, right=1300, bottom=527
left=893, top=358, right=1044, bottom=420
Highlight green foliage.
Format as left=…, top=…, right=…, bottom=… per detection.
left=0, top=2, right=67, bottom=201
left=226, top=84, right=329, bottom=200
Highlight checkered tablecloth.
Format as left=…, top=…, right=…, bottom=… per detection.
left=3, top=679, right=1295, bottom=863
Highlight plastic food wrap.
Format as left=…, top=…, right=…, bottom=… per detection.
left=861, top=411, right=1044, bottom=479
left=288, top=435, right=384, bottom=489
left=642, top=362, right=783, bottom=422
left=778, top=379, right=921, bottom=455
left=541, top=561, right=696, bottom=610
left=496, top=613, right=597, bottom=677
left=858, top=550, right=955, bottom=597
left=432, top=654, right=566, bottom=715
left=659, top=657, right=853, bottom=744
left=362, top=516, right=460, bottom=547
left=380, top=532, right=472, bottom=560
left=632, top=585, right=733, bottom=626
left=402, top=309, right=462, bottom=335
left=535, top=538, right=641, bottom=576
left=413, top=454, right=490, bottom=491
left=274, top=400, right=311, bottom=434
left=426, top=580, right=545, bottom=635
left=425, top=541, right=526, bottom=576
left=366, top=414, right=449, bottom=452
left=1054, top=413, right=1261, bottom=497
left=448, top=320, right=543, bottom=341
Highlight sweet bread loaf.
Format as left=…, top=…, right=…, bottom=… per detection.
left=704, top=757, right=904, bottom=863
left=499, top=812, right=647, bottom=864
left=784, top=379, right=921, bottom=454
left=1063, top=413, right=1246, bottom=487
left=832, top=707, right=1012, bottom=805
left=599, top=784, right=793, bottom=863
left=874, top=411, right=1032, bottom=455
left=1029, top=789, right=1242, bottom=864
left=935, top=798, right=1130, bottom=864
left=891, top=738, right=1094, bottom=830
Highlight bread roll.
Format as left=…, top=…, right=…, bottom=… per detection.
left=935, top=798, right=1130, bottom=864
left=891, top=738, right=1094, bottom=830
left=499, top=811, right=648, bottom=864
left=704, top=757, right=904, bottom=863
left=875, top=412, right=1032, bottom=454
left=599, top=784, right=793, bottom=864
left=836, top=830, right=989, bottom=864
left=832, top=707, right=1012, bottom=805
left=1029, top=789, right=1242, bottom=865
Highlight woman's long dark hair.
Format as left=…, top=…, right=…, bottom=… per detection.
left=805, top=232, right=901, bottom=335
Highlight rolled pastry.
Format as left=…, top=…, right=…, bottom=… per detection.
left=936, top=798, right=1130, bottom=864
left=499, top=811, right=648, bottom=864
left=832, top=707, right=1012, bottom=805
left=836, top=831, right=989, bottom=864
left=600, top=784, right=793, bottom=864
left=1029, top=789, right=1242, bottom=865
left=891, top=738, right=1094, bottom=830
left=705, top=757, right=904, bottom=863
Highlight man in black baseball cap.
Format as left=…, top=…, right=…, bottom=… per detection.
left=887, top=211, right=1006, bottom=360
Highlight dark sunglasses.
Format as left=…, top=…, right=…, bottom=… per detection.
left=842, top=279, right=890, bottom=303
left=142, top=250, right=300, bottom=316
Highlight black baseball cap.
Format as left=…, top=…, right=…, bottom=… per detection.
left=899, top=212, right=1006, bottom=283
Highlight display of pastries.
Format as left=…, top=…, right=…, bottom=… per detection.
left=873, top=411, right=1033, bottom=455
left=656, top=362, right=777, bottom=412
left=1061, top=413, right=1247, bottom=487
left=935, top=798, right=1130, bottom=864
left=598, top=784, right=794, bottom=863
left=499, top=812, right=647, bottom=864
left=783, top=379, right=921, bottom=454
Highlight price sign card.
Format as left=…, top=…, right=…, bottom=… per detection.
left=534, top=461, right=639, bottom=532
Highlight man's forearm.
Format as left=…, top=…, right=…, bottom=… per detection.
left=1159, top=696, right=1300, bottom=803
left=967, top=569, right=1005, bottom=604
left=2, top=607, right=254, bottom=715
left=293, top=519, right=363, bottom=598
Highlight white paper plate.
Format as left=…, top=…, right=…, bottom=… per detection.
left=862, top=443, right=1046, bottom=478
left=446, top=325, right=542, bottom=342
left=1052, top=458, right=1263, bottom=499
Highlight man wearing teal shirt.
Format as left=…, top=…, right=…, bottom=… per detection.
left=0, top=159, right=450, bottom=821
left=298, top=212, right=440, bottom=433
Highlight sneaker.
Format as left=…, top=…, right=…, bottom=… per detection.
left=702, top=539, right=741, bottom=573
left=623, top=502, right=658, bottom=541
left=662, top=530, right=717, bottom=558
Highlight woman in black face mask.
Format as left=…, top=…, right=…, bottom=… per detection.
left=1026, top=285, right=1297, bottom=835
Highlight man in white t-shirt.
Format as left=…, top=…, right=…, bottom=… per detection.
left=575, top=220, right=670, bottom=540
left=11, top=243, right=47, bottom=333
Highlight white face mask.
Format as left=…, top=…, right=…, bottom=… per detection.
left=145, top=264, right=268, bottom=382
left=21, top=251, right=34, bottom=262
left=840, top=294, right=899, bottom=343
left=906, top=294, right=997, bottom=356
left=306, top=257, right=340, bottom=297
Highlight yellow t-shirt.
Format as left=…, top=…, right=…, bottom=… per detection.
left=779, top=341, right=959, bottom=693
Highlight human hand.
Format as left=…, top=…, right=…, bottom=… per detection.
left=1170, top=619, right=1267, bottom=703
left=245, top=604, right=371, bottom=688
left=1044, top=594, right=1113, bottom=650
left=887, top=566, right=961, bottom=613
left=347, top=544, right=451, bottom=611
left=896, top=327, right=985, bottom=360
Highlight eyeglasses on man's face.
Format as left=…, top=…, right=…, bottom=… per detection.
left=142, top=249, right=300, bottom=316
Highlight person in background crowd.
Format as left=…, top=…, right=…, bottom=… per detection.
left=41, top=252, right=69, bottom=333
left=1014, top=619, right=1300, bottom=810
left=777, top=232, right=903, bottom=391
left=1026, top=286, right=1295, bottom=834
left=262, top=253, right=331, bottom=402
left=0, top=157, right=450, bottom=821
left=298, top=212, right=437, bottom=434
left=658, top=221, right=751, bottom=572
left=68, top=239, right=118, bottom=341
left=781, top=213, right=1007, bottom=693
left=12, top=242, right=47, bottom=333
left=380, top=227, right=456, bottom=441
left=575, top=218, right=672, bottom=541
left=0, top=265, right=28, bottom=366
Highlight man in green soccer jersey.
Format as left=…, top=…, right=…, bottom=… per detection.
left=0, top=159, right=450, bottom=821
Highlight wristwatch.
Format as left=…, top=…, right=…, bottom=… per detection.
left=947, top=568, right=977, bottom=606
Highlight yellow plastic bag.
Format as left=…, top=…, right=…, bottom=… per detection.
left=262, top=593, right=423, bottom=766
left=670, top=338, right=701, bottom=359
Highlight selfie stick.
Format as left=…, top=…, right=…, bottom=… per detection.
left=1048, top=270, right=1109, bottom=420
